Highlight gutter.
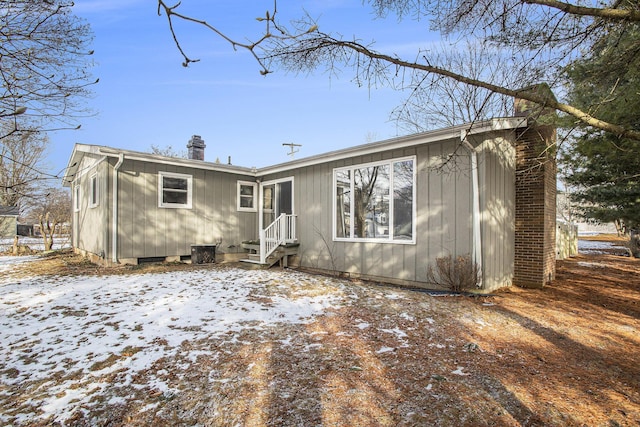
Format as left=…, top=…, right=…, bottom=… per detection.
left=67, top=117, right=527, bottom=182
left=461, top=135, right=483, bottom=288
left=112, top=153, right=124, bottom=264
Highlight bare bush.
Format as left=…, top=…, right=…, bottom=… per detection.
left=427, top=254, right=481, bottom=292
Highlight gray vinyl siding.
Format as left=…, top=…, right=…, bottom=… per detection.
left=263, top=138, right=485, bottom=287
left=116, top=159, right=256, bottom=260
left=477, top=133, right=516, bottom=290
left=70, top=125, right=516, bottom=288
left=73, top=154, right=110, bottom=258
left=0, top=216, right=16, bottom=237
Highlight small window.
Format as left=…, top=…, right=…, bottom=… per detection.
left=74, top=184, right=80, bottom=212
left=237, top=181, right=257, bottom=212
left=158, top=171, right=192, bottom=209
left=89, top=174, right=99, bottom=208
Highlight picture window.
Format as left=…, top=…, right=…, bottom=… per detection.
left=334, top=157, right=415, bottom=243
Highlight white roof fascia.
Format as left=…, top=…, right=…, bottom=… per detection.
left=63, top=117, right=528, bottom=187
left=96, top=146, right=255, bottom=174
left=63, top=144, right=255, bottom=187
left=257, top=117, right=527, bottom=176
left=62, top=144, right=98, bottom=187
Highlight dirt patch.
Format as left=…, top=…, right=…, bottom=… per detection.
left=2, top=240, right=639, bottom=426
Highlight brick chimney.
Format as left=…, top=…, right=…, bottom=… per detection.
left=187, top=135, right=205, bottom=161
left=513, top=84, right=557, bottom=288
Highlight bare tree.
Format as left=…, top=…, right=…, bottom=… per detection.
left=28, top=188, right=71, bottom=251
left=150, top=144, right=187, bottom=158
left=156, top=0, right=640, bottom=140
left=0, top=122, right=49, bottom=211
left=391, top=42, right=516, bottom=132
left=0, top=0, right=96, bottom=136
left=1, top=1, right=94, bottom=221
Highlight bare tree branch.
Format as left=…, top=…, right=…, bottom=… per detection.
left=524, top=0, right=640, bottom=21
left=0, top=0, right=96, bottom=128
left=155, top=0, right=640, bottom=140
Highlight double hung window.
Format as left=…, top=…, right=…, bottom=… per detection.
left=237, top=181, right=257, bottom=212
left=159, top=171, right=192, bottom=208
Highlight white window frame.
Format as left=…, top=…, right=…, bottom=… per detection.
left=89, top=173, right=99, bottom=208
left=74, top=183, right=80, bottom=212
left=158, top=171, right=192, bottom=209
left=332, top=156, right=416, bottom=244
left=237, top=181, right=257, bottom=212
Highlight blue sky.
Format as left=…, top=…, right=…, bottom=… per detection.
left=47, top=0, right=438, bottom=177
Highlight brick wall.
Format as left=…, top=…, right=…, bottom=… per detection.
left=514, top=123, right=557, bottom=288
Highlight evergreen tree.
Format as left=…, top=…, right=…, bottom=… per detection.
left=561, top=23, right=640, bottom=255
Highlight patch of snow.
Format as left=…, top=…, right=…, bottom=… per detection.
left=578, top=239, right=627, bottom=254
left=399, top=312, right=414, bottom=321
left=380, top=327, right=408, bottom=340
left=376, top=346, right=396, bottom=354
left=0, top=259, right=348, bottom=425
left=475, top=318, right=490, bottom=327
left=451, top=366, right=469, bottom=376
left=577, top=261, right=607, bottom=268
left=355, top=321, right=370, bottom=330
left=0, top=236, right=71, bottom=252
left=0, top=255, right=40, bottom=273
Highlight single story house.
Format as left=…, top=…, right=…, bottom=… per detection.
left=0, top=205, right=19, bottom=238
left=63, top=114, right=557, bottom=291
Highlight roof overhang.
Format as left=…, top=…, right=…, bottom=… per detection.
left=62, top=144, right=256, bottom=187
left=63, top=117, right=528, bottom=186
left=256, top=117, right=527, bottom=176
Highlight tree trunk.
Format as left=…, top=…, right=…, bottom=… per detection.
left=39, top=212, right=54, bottom=251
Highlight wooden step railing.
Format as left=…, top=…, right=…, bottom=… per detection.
left=259, top=214, right=297, bottom=264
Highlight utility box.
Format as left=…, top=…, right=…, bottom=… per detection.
left=191, top=244, right=216, bottom=264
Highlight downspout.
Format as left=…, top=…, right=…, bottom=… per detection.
left=112, top=153, right=124, bottom=264
left=462, top=135, right=483, bottom=288
left=257, top=179, right=265, bottom=264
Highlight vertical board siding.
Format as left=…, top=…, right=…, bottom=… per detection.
left=262, top=137, right=484, bottom=286
left=117, top=159, right=256, bottom=259
left=119, top=160, right=136, bottom=258
left=74, top=154, right=108, bottom=258
left=68, top=127, right=517, bottom=288
left=477, top=134, right=516, bottom=290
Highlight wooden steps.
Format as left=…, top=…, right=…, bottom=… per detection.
left=240, top=242, right=299, bottom=268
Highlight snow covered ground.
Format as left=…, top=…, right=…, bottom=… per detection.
left=578, top=238, right=628, bottom=255
left=0, top=236, right=71, bottom=252
left=0, top=257, right=352, bottom=425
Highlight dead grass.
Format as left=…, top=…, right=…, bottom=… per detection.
left=2, top=241, right=640, bottom=426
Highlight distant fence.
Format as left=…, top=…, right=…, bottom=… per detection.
left=557, top=221, right=578, bottom=260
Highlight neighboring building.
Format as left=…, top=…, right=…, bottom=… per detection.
left=64, top=116, right=557, bottom=292
left=0, top=206, right=19, bottom=238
